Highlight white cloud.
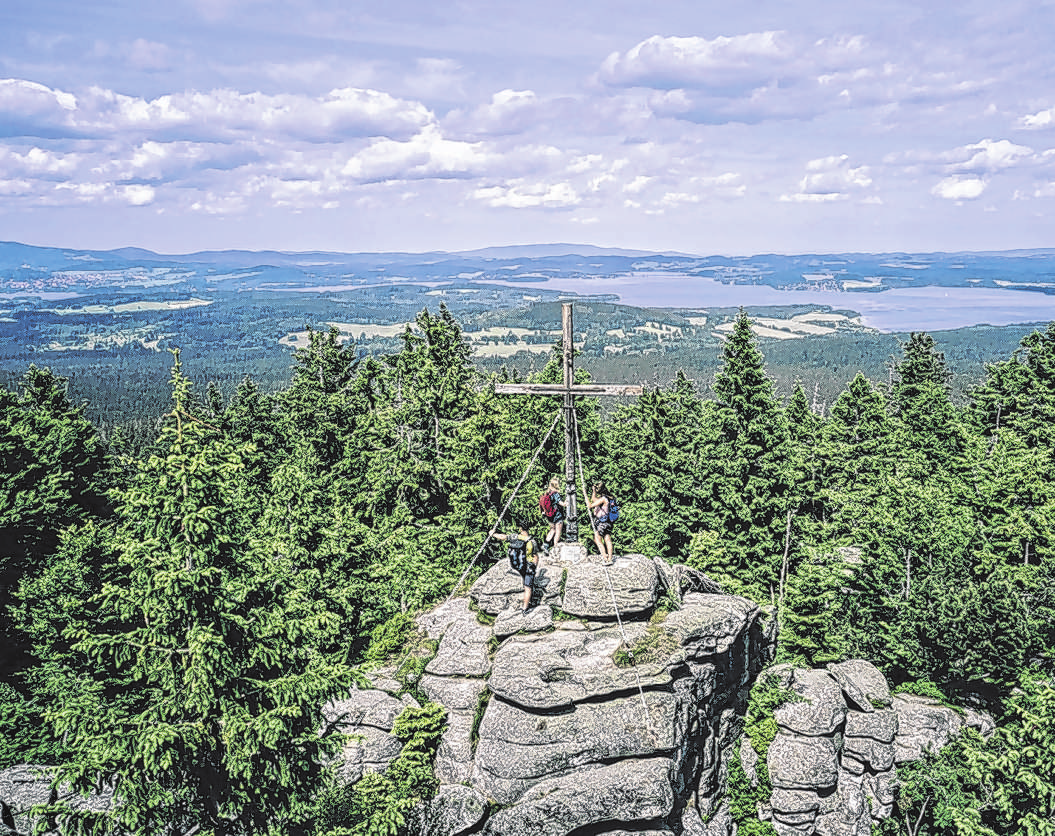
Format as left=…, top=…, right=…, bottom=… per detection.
left=599, top=32, right=792, bottom=90
left=932, top=176, right=987, bottom=200
left=0, top=178, right=33, bottom=195
left=0, top=79, right=434, bottom=142
left=598, top=30, right=988, bottom=127
left=950, top=139, right=1033, bottom=173
left=0, top=146, right=79, bottom=175
left=119, top=184, right=156, bottom=205
left=472, top=181, right=580, bottom=208
left=444, top=89, right=547, bottom=138
left=781, top=154, right=871, bottom=202
left=342, top=125, right=491, bottom=182
left=1019, top=106, right=1055, bottom=129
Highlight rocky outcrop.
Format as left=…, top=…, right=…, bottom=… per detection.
left=338, top=546, right=775, bottom=836
left=749, top=661, right=993, bottom=836
left=561, top=553, right=660, bottom=617
left=324, top=687, right=420, bottom=784
left=0, top=765, right=113, bottom=836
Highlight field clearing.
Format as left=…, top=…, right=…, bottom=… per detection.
left=42, top=327, right=164, bottom=352
left=473, top=342, right=551, bottom=357
left=714, top=316, right=837, bottom=338
left=49, top=298, right=213, bottom=315
left=792, top=312, right=853, bottom=324
left=842, top=278, right=882, bottom=290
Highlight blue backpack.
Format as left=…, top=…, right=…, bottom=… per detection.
left=607, top=497, right=620, bottom=523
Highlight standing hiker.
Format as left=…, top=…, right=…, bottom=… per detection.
left=588, top=481, right=618, bottom=566
left=539, top=476, right=565, bottom=554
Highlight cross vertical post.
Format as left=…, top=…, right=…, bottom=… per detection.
left=562, top=303, right=578, bottom=541
left=494, top=302, right=644, bottom=544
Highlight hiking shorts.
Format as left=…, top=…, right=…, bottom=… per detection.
left=547, top=507, right=566, bottom=524
left=595, top=518, right=613, bottom=537
left=522, top=564, right=536, bottom=587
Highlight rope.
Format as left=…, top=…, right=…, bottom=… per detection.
left=571, top=410, right=653, bottom=733
left=445, top=407, right=562, bottom=602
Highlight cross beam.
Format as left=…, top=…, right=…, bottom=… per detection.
left=494, top=303, right=643, bottom=542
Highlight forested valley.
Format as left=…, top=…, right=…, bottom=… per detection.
left=1, top=305, right=1053, bottom=835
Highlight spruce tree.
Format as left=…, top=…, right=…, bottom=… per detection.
left=605, top=372, right=709, bottom=558
left=697, top=312, right=791, bottom=597
left=42, top=355, right=354, bottom=836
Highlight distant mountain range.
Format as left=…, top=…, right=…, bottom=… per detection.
left=3, top=240, right=1055, bottom=298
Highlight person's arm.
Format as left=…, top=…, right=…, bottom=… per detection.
left=493, top=532, right=508, bottom=541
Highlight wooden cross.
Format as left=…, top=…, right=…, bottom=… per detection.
left=495, top=302, right=643, bottom=542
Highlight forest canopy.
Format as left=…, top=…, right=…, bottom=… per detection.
left=1, top=304, right=1053, bottom=835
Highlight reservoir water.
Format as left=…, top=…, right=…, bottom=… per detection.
left=492, top=272, right=1055, bottom=332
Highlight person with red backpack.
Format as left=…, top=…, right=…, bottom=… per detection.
left=539, top=476, right=565, bottom=554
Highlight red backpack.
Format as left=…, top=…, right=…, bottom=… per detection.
left=539, top=491, right=556, bottom=519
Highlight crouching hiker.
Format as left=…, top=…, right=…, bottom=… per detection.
left=494, top=521, right=541, bottom=611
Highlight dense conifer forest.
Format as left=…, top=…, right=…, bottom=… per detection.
left=1, top=305, right=1053, bottom=835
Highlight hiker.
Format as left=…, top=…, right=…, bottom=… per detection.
left=588, top=481, right=616, bottom=565
left=539, top=476, right=565, bottom=553
left=493, top=521, right=541, bottom=611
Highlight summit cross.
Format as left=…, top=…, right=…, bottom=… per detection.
left=494, top=302, right=643, bottom=542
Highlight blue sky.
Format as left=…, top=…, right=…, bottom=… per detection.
left=3, top=0, right=1055, bottom=255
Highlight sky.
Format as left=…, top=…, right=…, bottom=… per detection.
left=3, top=0, right=1055, bottom=256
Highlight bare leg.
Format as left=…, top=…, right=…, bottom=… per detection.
left=554, top=521, right=563, bottom=543
left=604, top=534, right=614, bottom=563
left=523, top=581, right=532, bottom=610
left=593, top=530, right=605, bottom=560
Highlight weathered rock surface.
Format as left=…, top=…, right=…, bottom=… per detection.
left=325, top=688, right=418, bottom=783
left=487, top=623, right=675, bottom=709
left=482, top=757, right=676, bottom=836
left=761, top=664, right=987, bottom=836
left=561, top=554, right=660, bottom=617
left=405, top=556, right=772, bottom=836
left=412, top=784, right=489, bottom=836
left=470, top=560, right=561, bottom=615
left=845, top=709, right=897, bottom=743
left=827, top=659, right=891, bottom=711
left=774, top=669, right=847, bottom=737
left=418, top=596, right=477, bottom=641
left=493, top=603, right=553, bottom=637
left=0, top=766, right=53, bottom=836
left=663, top=594, right=759, bottom=659
left=891, top=693, right=963, bottom=762
left=425, top=613, right=493, bottom=677
left=419, top=675, right=488, bottom=784
left=768, top=733, right=840, bottom=791
left=0, top=765, right=113, bottom=836
left=473, top=692, right=677, bottom=803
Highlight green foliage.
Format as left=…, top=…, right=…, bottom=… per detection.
left=700, top=312, right=792, bottom=599
left=34, top=355, right=356, bottom=836
left=365, top=613, right=418, bottom=664
left=0, top=366, right=109, bottom=679
left=728, top=672, right=801, bottom=836
left=612, top=610, right=679, bottom=668
left=312, top=703, right=447, bottom=836
left=955, top=675, right=1055, bottom=836
left=7, top=304, right=1055, bottom=836
left=893, top=680, right=948, bottom=702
